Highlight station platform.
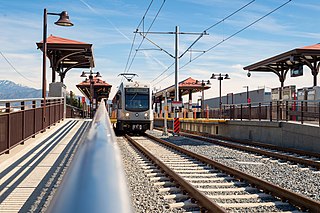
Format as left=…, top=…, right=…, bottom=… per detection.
left=0, top=119, right=90, bottom=212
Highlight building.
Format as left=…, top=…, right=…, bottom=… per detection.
left=204, top=88, right=271, bottom=108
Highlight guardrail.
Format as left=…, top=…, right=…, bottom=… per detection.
left=47, top=99, right=132, bottom=213
left=66, top=104, right=88, bottom=118
left=217, top=100, right=320, bottom=126
left=0, top=97, right=64, bottom=154
left=160, top=100, right=320, bottom=126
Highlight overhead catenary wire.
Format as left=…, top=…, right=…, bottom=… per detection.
left=123, top=0, right=155, bottom=74
left=152, top=0, right=292, bottom=86
left=152, top=70, right=173, bottom=86
left=150, top=0, right=256, bottom=84
left=150, top=62, right=175, bottom=83
left=204, top=0, right=255, bottom=32
left=180, top=0, right=292, bottom=70
left=138, top=32, right=175, bottom=58
left=124, top=0, right=167, bottom=74
left=0, top=51, right=38, bottom=86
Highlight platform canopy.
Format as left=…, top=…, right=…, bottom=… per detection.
left=37, top=35, right=94, bottom=83
left=244, top=43, right=320, bottom=88
left=154, top=77, right=211, bottom=101
left=76, top=77, right=112, bottom=102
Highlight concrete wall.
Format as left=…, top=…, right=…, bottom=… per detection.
left=219, top=121, right=320, bottom=152
left=154, top=119, right=320, bottom=153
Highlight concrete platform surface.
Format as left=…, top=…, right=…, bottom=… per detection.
left=0, top=118, right=91, bottom=212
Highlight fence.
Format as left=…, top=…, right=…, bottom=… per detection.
left=206, top=100, right=320, bottom=126
left=66, top=104, right=88, bottom=118
left=154, top=100, right=320, bottom=126
left=0, top=97, right=64, bottom=154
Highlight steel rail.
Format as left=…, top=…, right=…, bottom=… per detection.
left=184, top=129, right=320, bottom=159
left=125, top=134, right=227, bottom=213
left=179, top=130, right=320, bottom=170
left=155, top=127, right=320, bottom=170
left=145, top=132, right=320, bottom=212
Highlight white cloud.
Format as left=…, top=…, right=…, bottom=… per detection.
left=0, top=0, right=319, bottom=102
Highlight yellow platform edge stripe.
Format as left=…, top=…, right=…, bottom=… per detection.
left=110, top=118, right=117, bottom=123
left=109, top=118, right=226, bottom=123
left=154, top=118, right=226, bottom=123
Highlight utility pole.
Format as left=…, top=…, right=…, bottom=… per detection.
left=136, top=26, right=208, bottom=135
left=174, top=26, right=180, bottom=134
left=175, top=26, right=179, bottom=104
left=163, top=90, right=168, bottom=136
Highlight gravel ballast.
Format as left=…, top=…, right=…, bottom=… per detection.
left=117, top=136, right=187, bottom=213
left=147, top=130, right=320, bottom=202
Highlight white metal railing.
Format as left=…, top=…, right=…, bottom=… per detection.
left=47, top=99, right=132, bottom=213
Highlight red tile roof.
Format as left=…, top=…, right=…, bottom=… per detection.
left=154, top=77, right=211, bottom=98
left=77, top=77, right=112, bottom=87
left=179, top=77, right=196, bottom=86
left=40, top=35, right=88, bottom=45
left=299, top=43, right=320, bottom=50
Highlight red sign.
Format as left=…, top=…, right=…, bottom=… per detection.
left=82, top=97, right=86, bottom=103
left=172, top=101, right=182, bottom=107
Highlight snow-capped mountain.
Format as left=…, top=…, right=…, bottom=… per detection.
left=0, top=80, right=41, bottom=99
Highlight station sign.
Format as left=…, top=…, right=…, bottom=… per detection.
left=291, top=64, right=303, bottom=77
left=172, top=101, right=182, bottom=107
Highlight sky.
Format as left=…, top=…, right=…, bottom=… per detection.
left=0, top=0, right=319, bottom=101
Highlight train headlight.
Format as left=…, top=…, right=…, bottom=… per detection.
left=125, top=113, right=130, bottom=117
left=144, top=113, right=148, bottom=118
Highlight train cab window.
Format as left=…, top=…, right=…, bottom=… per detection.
left=125, top=88, right=149, bottom=112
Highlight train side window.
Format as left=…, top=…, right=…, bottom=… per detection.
left=117, top=93, right=122, bottom=109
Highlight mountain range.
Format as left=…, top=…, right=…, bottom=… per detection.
left=0, top=80, right=41, bottom=99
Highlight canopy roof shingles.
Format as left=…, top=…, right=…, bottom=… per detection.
left=76, top=77, right=112, bottom=102
left=244, top=43, right=320, bottom=87
left=154, top=77, right=210, bottom=100
left=36, top=35, right=94, bottom=82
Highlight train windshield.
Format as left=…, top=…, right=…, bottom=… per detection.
left=125, top=88, right=149, bottom=111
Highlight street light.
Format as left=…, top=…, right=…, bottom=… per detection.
left=80, top=69, right=102, bottom=118
left=195, top=80, right=210, bottom=118
left=210, top=73, right=230, bottom=118
left=42, top=8, right=73, bottom=129
left=243, top=86, right=250, bottom=103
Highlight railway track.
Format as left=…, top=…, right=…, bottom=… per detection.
left=156, top=127, right=320, bottom=171
left=124, top=133, right=320, bottom=213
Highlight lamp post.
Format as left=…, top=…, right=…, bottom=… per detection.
left=42, top=8, right=73, bottom=129
left=243, top=86, right=250, bottom=103
left=80, top=69, right=102, bottom=118
left=196, top=80, right=210, bottom=118
left=210, top=73, right=230, bottom=118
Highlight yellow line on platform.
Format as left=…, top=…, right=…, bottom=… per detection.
left=110, top=118, right=226, bottom=123
left=154, top=118, right=226, bottom=123
left=110, top=118, right=117, bottom=123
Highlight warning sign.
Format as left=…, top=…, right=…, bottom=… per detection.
left=174, top=118, right=180, bottom=134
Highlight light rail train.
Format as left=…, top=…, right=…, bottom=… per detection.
left=111, top=81, right=153, bottom=133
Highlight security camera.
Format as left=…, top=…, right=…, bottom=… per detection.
left=247, top=72, right=251, bottom=77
